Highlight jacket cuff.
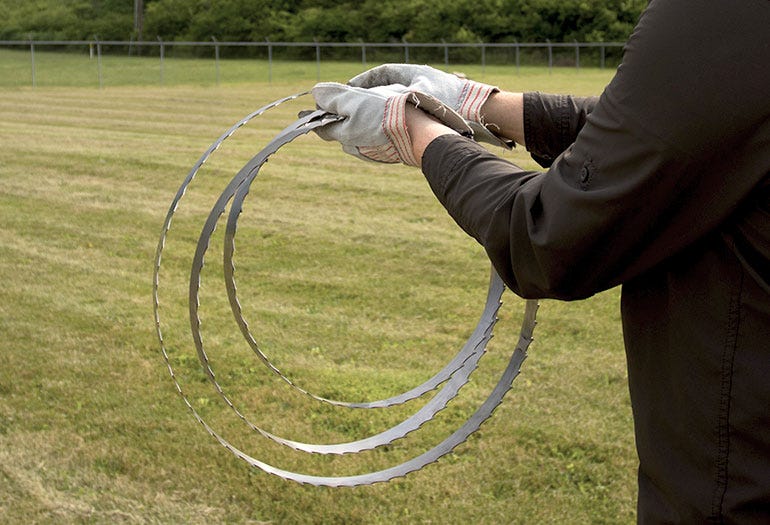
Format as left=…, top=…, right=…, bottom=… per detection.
left=523, top=92, right=599, bottom=167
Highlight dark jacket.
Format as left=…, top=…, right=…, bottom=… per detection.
left=421, top=0, right=770, bottom=522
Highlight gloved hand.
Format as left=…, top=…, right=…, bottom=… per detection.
left=311, top=82, right=473, bottom=167
left=348, top=64, right=498, bottom=124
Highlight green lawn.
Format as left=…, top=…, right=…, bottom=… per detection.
left=1, top=46, right=616, bottom=91
left=0, top=60, right=636, bottom=523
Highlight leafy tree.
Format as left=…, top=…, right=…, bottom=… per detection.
left=0, top=0, right=646, bottom=43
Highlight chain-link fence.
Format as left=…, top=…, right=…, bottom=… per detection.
left=0, top=39, right=625, bottom=88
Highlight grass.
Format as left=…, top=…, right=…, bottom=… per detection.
left=0, top=46, right=617, bottom=91
left=0, top=57, right=636, bottom=523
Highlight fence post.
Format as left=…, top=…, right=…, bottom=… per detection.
left=96, top=38, right=103, bottom=89
left=442, top=39, right=448, bottom=66
left=212, top=36, right=220, bottom=85
left=514, top=39, right=520, bottom=74
left=266, top=38, right=272, bottom=84
left=600, top=44, right=605, bottom=69
left=360, top=39, right=366, bottom=68
left=546, top=39, right=552, bottom=74
left=479, top=39, right=485, bottom=76
left=403, top=37, right=409, bottom=63
left=157, top=36, right=164, bottom=84
left=29, top=37, right=36, bottom=88
left=574, top=39, right=580, bottom=70
left=314, top=38, right=321, bottom=81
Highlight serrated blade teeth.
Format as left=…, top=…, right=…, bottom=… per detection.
left=154, top=95, right=539, bottom=486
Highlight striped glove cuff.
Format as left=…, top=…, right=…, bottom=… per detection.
left=458, top=81, right=499, bottom=123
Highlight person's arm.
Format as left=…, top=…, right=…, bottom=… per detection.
left=478, top=91, right=526, bottom=147
left=406, top=91, right=598, bottom=168
left=413, top=0, right=770, bottom=300
left=347, top=63, right=596, bottom=162
left=404, top=91, right=526, bottom=166
left=405, top=104, right=457, bottom=164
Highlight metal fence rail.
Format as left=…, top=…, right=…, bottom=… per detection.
left=0, top=39, right=625, bottom=88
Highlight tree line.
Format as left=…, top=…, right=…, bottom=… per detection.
left=0, top=0, right=645, bottom=43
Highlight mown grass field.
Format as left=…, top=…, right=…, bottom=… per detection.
left=0, top=54, right=636, bottom=524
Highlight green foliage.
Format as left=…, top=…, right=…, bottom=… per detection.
left=0, top=0, right=134, bottom=40
left=0, top=0, right=645, bottom=42
left=143, top=0, right=290, bottom=42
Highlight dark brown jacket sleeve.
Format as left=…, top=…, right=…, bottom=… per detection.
left=522, top=93, right=598, bottom=168
left=422, top=0, right=770, bottom=300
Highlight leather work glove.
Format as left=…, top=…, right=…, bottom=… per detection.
left=311, top=82, right=473, bottom=167
left=349, top=64, right=498, bottom=124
